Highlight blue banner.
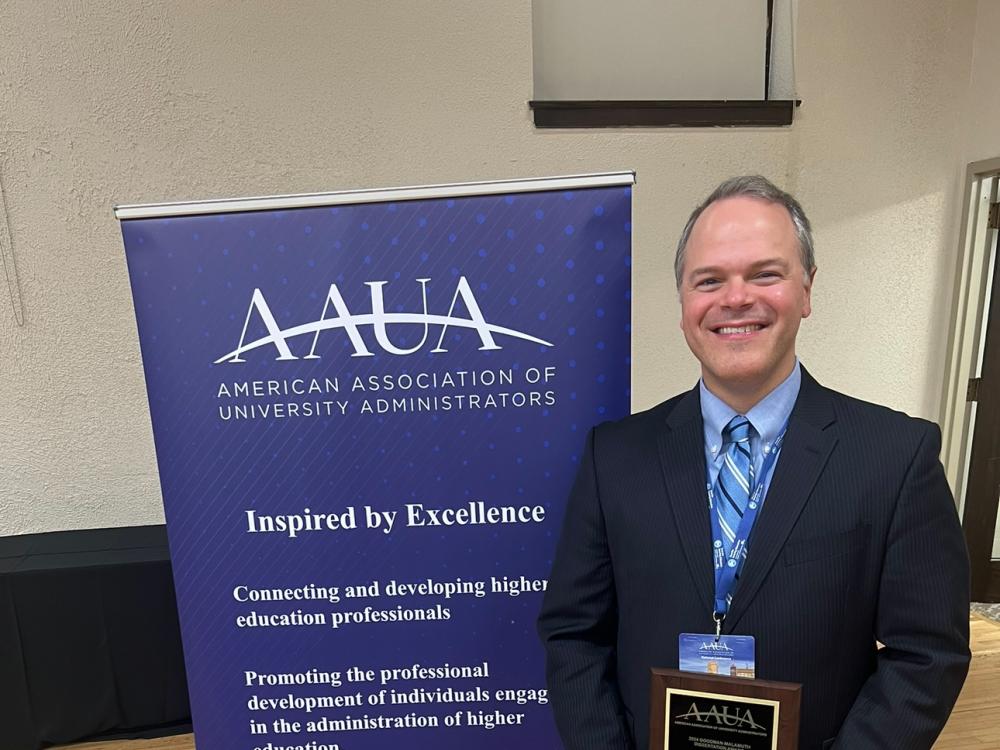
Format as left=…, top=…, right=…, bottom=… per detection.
left=119, top=176, right=632, bottom=750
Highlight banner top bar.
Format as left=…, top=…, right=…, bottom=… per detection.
left=113, top=172, right=635, bottom=220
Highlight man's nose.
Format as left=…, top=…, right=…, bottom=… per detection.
left=721, top=279, right=754, bottom=308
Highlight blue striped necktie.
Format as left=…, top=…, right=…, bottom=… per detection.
left=716, top=416, right=754, bottom=558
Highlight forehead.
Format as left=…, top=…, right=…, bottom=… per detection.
left=685, top=196, right=799, bottom=267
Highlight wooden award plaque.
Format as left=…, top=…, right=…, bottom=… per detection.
left=650, top=668, right=801, bottom=750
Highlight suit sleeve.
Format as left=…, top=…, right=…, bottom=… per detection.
left=537, top=426, right=634, bottom=750
left=834, top=423, right=971, bottom=749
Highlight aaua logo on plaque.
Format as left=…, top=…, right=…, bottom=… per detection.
left=666, top=690, right=776, bottom=750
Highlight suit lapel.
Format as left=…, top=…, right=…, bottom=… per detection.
left=656, top=386, right=716, bottom=617
left=724, top=371, right=838, bottom=632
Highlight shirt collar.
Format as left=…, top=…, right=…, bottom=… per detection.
left=700, top=360, right=801, bottom=449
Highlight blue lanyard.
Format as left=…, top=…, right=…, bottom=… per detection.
left=707, top=423, right=788, bottom=630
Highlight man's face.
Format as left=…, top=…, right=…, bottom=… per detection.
left=679, top=196, right=813, bottom=402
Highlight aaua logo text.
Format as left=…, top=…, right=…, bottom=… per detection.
left=215, top=276, right=553, bottom=364
left=676, top=702, right=765, bottom=730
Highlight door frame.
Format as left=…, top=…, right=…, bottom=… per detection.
left=940, top=157, right=1000, bottom=600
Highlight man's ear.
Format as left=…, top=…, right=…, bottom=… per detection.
left=802, top=267, right=817, bottom=319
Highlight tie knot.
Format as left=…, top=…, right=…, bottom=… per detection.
left=724, top=416, right=752, bottom=444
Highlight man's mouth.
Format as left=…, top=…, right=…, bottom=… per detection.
left=713, top=323, right=766, bottom=335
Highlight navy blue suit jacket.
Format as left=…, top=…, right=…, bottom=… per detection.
left=538, top=370, right=970, bottom=750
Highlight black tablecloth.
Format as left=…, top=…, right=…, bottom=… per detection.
left=0, top=525, right=190, bottom=749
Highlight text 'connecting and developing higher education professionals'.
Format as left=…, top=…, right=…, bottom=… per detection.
left=231, top=575, right=549, bottom=631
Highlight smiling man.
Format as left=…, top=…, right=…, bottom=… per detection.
left=538, top=176, right=970, bottom=750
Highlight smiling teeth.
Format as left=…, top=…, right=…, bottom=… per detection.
left=718, top=325, right=762, bottom=334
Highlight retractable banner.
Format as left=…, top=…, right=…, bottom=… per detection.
left=116, top=173, right=633, bottom=750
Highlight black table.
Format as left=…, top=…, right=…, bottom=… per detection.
left=0, top=525, right=190, bottom=749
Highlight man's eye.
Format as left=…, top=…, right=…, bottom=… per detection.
left=696, top=278, right=720, bottom=288
left=755, top=271, right=780, bottom=281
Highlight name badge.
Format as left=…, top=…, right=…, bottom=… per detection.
left=679, top=633, right=756, bottom=678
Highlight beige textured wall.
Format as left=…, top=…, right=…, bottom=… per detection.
left=963, top=0, right=1000, bottom=164
left=788, top=1, right=974, bottom=406
left=0, top=1, right=986, bottom=536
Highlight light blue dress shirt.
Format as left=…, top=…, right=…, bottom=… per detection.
left=700, top=360, right=801, bottom=500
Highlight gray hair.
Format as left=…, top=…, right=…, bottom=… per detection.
left=674, top=175, right=815, bottom=289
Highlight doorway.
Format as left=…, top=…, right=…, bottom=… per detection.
left=941, top=160, right=1000, bottom=602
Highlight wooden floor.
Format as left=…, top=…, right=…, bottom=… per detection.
left=934, top=613, right=1000, bottom=749
left=57, top=614, right=1000, bottom=750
